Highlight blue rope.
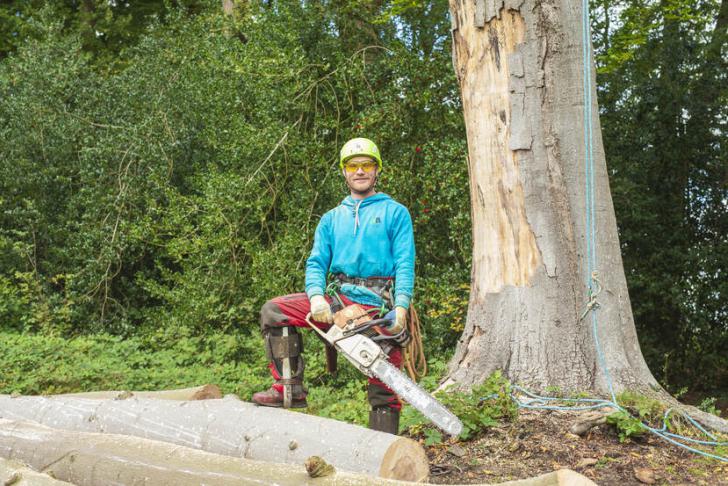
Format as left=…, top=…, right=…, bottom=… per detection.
left=478, top=0, right=727, bottom=464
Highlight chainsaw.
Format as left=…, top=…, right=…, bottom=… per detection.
left=306, top=303, right=463, bottom=436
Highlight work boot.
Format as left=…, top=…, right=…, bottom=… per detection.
left=251, top=386, right=308, bottom=408
left=369, top=407, right=400, bottom=434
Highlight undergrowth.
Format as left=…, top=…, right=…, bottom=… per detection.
left=0, top=330, right=519, bottom=439
left=607, top=391, right=725, bottom=447
left=402, top=369, right=518, bottom=445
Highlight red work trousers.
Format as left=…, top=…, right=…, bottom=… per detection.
left=262, top=292, right=402, bottom=411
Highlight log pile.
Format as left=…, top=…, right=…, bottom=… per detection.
left=0, top=387, right=596, bottom=486
left=0, top=390, right=428, bottom=481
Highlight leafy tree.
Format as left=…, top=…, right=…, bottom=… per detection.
left=0, top=2, right=470, bottom=350
left=594, top=0, right=727, bottom=393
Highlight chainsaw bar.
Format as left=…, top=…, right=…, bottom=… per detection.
left=371, top=358, right=463, bottom=436
left=306, top=314, right=463, bottom=436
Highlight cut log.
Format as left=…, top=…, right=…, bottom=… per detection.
left=0, top=457, right=74, bottom=486
left=0, top=418, right=399, bottom=486
left=0, top=419, right=595, bottom=486
left=57, top=384, right=222, bottom=400
left=0, top=395, right=428, bottom=482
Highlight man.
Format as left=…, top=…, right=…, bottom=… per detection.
left=251, top=137, right=415, bottom=434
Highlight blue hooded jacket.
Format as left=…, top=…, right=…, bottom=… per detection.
left=305, top=193, right=415, bottom=309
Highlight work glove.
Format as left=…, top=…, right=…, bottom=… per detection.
left=387, top=306, right=408, bottom=334
left=310, top=295, right=334, bottom=324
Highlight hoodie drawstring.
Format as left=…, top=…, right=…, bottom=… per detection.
left=353, top=200, right=362, bottom=234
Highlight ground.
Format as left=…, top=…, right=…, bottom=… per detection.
left=408, top=409, right=728, bottom=485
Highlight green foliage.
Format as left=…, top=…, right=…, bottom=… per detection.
left=607, top=391, right=673, bottom=442
left=697, top=397, right=721, bottom=417
left=0, top=329, right=269, bottom=396
left=0, top=1, right=205, bottom=66
left=0, top=2, right=469, bottom=354
left=606, top=411, right=647, bottom=442
left=616, top=391, right=669, bottom=422
left=592, top=0, right=727, bottom=394
left=608, top=391, right=685, bottom=442
left=403, top=370, right=517, bottom=443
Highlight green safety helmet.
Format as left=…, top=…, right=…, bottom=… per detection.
left=339, top=138, right=382, bottom=170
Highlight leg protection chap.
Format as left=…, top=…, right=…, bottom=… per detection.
left=263, top=326, right=305, bottom=393
left=369, top=407, right=400, bottom=435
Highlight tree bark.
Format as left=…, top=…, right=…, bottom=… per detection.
left=0, top=395, right=428, bottom=482
left=444, top=0, right=663, bottom=396
left=56, top=384, right=222, bottom=400
left=0, top=420, right=596, bottom=486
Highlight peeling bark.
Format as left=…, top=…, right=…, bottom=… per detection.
left=445, top=0, right=666, bottom=400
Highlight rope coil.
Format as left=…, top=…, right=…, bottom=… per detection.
left=404, top=304, right=427, bottom=380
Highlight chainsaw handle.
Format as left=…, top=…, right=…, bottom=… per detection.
left=361, top=318, right=393, bottom=328
left=339, top=317, right=393, bottom=339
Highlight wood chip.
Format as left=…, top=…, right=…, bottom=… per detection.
left=447, top=444, right=467, bottom=457
left=576, top=457, right=598, bottom=468
left=634, top=467, right=656, bottom=484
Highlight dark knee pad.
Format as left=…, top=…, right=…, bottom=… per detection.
left=260, top=300, right=289, bottom=331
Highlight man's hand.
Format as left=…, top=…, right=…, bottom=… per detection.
left=389, top=306, right=408, bottom=334
left=310, top=295, right=333, bottom=324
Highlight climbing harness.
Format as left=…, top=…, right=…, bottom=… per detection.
left=325, top=275, right=426, bottom=381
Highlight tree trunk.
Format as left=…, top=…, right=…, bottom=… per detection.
left=444, top=0, right=661, bottom=396
left=0, top=395, right=428, bottom=482
left=0, top=420, right=595, bottom=486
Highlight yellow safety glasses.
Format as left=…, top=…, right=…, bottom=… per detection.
left=343, top=161, right=377, bottom=173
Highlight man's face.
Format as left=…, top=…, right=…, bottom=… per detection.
left=343, top=155, right=379, bottom=195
